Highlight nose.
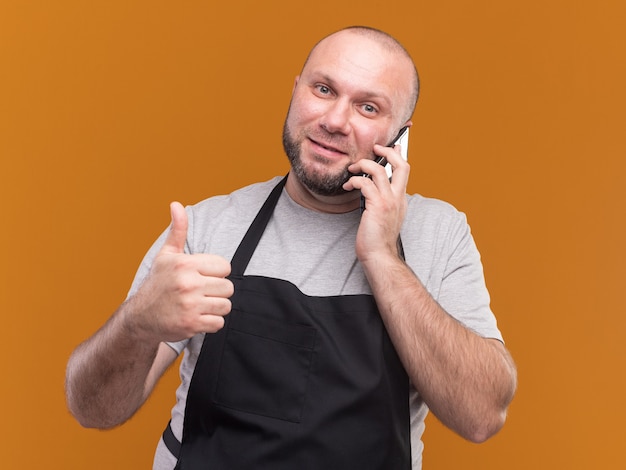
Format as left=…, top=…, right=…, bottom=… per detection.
left=320, top=98, right=352, bottom=135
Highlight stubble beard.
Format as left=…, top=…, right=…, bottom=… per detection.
left=282, top=120, right=352, bottom=197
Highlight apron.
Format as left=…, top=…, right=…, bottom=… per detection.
left=165, top=176, right=411, bottom=469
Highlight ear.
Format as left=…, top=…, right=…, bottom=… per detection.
left=292, top=75, right=300, bottom=94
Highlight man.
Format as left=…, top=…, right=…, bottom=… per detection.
left=66, top=26, right=517, bottom=469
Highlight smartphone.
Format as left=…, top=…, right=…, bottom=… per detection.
left=360, top=126, right=410, bottom=212
left=362, top=126, right=410, bottom=179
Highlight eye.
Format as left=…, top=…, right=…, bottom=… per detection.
left=314, top=84, right=333, bottom=96
left=361, top=103, right=378, bottom=115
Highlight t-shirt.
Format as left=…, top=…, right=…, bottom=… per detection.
left=127, top=176, right=503, bottom=470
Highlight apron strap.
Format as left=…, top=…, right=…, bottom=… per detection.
left=230, top=175, right=288, bottom=276
left=162, top=420, right=181, bottom=459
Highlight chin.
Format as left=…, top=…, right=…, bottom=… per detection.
left=294, top=162, right=351, bottom=197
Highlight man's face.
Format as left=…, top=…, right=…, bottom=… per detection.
left=283, top=31, right=414, bottom=197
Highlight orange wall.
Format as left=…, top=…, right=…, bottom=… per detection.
left=2, top=1, right=625, bottom=468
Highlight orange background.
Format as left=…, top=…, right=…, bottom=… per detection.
left=2, top=1, right=625, bottom=468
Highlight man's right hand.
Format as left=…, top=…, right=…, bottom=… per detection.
left=129, top=202, right=234, bottom=343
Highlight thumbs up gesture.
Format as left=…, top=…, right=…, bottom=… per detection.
left=130, top=202, right=234, bottom=343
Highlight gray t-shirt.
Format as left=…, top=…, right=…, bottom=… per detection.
left=127, top=177, right=503, bottom=470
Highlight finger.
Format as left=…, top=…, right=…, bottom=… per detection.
left=387, top=144, right=410, bottom=186
left=202, top=276, right=234, bottom=299
left=372, top=144, right=410, bottom=191
left=201, top=297, right=232, bottom=317
left=197, top=314, right=226, bottom=334
left=389, top=145, right=410, bottom=177
left=193, top=253, right=232, bottom=278
left=344, top=159, right=387, bottom=191
left=181, top=306, right=230, bottom=335
left=161, top=202, right=188, bottom=254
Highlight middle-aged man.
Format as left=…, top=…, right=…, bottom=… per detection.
left=66, top=26, right=517, bottom=469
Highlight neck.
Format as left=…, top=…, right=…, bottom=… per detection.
left=284, top=170, right=361, bottom=214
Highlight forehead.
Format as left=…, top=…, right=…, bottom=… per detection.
left=302, top=31, right=414, bottom=110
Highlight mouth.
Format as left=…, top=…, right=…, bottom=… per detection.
left=308, top=137, right=348, bottom=157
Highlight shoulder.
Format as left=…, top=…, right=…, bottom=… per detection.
left=187, top=176, right=281, bottom=226
left=179, top=176, right=285, bottom=257
left=401, top=193, right=476, bottom=277
left=189, top=176, right=284, bottom=217
left=404, top=193, right=469, bottom=233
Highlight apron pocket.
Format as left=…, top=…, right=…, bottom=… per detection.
left=214, top=311, right=316, bottom=423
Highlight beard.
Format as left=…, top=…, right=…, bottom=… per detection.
left=282, top=120, right=353, bottom=197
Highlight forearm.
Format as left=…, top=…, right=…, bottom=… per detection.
left=65, top=299, right=160, bottom=429
left=363, top=254, right=517, bottom=442
left=66, top=203, right=232, bottom=428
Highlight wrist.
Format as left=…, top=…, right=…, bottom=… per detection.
left=360, top=247, right=406, bottom=282
left=358, top=235, right=405, bottom=265
left=116, top=294, right=161, bottom=348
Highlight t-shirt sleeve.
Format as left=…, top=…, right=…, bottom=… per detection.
left=436, top=211, right=503, bottom=342
left=403, top=197, right=503, bottom=343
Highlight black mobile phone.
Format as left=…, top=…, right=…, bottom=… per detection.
left=361, top=126, right=410, bottom=179
left=360, top=126, right=410, bottom=212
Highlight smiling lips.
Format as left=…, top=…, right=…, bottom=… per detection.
left=308, top=137, right=348, bottom=157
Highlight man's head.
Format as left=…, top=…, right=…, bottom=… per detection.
left=283, top=26, right=419, bottom=197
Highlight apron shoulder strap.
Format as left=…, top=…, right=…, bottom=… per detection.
left=230, top=175, right=287, bottom=276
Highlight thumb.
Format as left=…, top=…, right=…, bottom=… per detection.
left=161, top=202, right=188, bottom=254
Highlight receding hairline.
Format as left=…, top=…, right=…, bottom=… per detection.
left=301, top=26, right=420, bottom=120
